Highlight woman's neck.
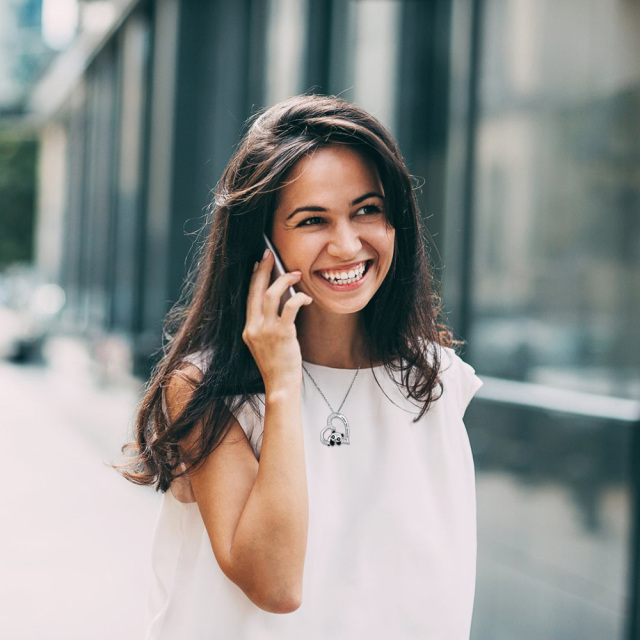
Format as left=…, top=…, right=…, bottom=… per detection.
left=297, top=308, right=371, bottom=369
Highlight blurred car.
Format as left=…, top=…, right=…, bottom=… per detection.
left=0, top=266, right=65, bottom=363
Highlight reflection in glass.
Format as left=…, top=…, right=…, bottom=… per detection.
left=466, top=400, right=632, bottom=639
left=469, top=0, right=640, bottom=399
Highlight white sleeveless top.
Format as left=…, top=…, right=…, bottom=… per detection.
left=146, top=346, right=482, bottom=639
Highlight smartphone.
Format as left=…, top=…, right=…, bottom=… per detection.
left=263, top=233, right=296, bottom=310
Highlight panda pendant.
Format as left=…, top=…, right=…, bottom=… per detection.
left=320, top=412, right=350, bottom=447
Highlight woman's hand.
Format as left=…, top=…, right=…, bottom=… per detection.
left=242, top=249, right=312, bottom=393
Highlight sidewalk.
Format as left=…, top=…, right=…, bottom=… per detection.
left=0, top=339, right=161, bottom=640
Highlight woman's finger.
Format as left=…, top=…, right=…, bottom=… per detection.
left=279, top=291, right=313, bottom=325
left=246, top=250, right=274, bottom=321
left=262, top=271, right=302, bottom=318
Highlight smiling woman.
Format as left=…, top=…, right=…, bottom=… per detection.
left=117, top=94, right=482, bottom=639
left=272, top=144, right=396, bottom=343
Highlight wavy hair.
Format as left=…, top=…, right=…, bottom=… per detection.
left=118, top=94, right=456, bottom=491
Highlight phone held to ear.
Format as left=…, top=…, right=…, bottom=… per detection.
left=263, top=233, right=296, bottom=309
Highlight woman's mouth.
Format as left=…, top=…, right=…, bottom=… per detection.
left=317, top=260, right=371, bottom=286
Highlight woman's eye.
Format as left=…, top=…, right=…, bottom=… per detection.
left=297, top=216, right=324, bottom=227
left=356, top=204, right=383, bottom=216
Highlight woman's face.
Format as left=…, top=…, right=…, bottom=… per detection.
left=270, top=144, right=396, bottom=318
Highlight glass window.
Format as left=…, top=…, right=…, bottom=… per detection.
left=264, top=0, right=308, bottom=105
left=347, top=0, right=401, bottom=133
left=467, top=399, right=633, bottom=640
left=469, top=0, right=640, bottom=400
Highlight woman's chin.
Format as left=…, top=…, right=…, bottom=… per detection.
left=300, top=291, right=371, bottom=318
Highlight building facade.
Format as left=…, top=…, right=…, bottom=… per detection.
left=29, top=1, right=640, bottom=638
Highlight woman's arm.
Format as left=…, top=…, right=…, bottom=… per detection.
left=167, top=251, right=312, bottom=614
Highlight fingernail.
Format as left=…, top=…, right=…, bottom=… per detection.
left=262, top=248, right=270, bottom=260
left=252, top=261, right=259, bottom=272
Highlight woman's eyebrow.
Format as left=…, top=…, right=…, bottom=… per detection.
left=285, top=192, right=385, bottom=221
left=286, top=205, right=326, bottom=221
left=351, top=192, right=385, bottom=206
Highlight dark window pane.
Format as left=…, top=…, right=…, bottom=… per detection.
left=467, top=399, right=633, bottom=639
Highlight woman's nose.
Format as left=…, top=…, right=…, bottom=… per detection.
left=327, top=221, right=362, bottom=259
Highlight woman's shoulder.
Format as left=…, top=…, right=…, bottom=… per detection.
left=411, top=339, right=482, bottom=413
left=181, top=348, right=265, bottom=458
left=182, top=348, right=214, bottom=374
left=434, top=344, right=483, bottom=416
left=162, top=349, right=212, bottom=414
left=416, top=339, right=469, bottom=372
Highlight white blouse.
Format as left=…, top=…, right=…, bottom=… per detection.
left=146, top=346, right=482, bottom=639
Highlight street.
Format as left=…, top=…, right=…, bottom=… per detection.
left=0, top=344, right=160, bottom=639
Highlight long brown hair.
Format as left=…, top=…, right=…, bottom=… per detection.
left=118, top=94, right=456, bottom=492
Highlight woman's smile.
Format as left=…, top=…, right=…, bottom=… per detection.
left=270, top=144, right=395, bottom=318
left=316, top=260, right=371, bottom=287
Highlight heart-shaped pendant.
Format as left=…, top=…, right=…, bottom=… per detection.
left=320, top=412, right=350, bottom=446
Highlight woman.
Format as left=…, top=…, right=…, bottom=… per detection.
left=120, top=94, right=482, bottom=639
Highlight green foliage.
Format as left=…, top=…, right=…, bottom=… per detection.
left=0, top=137, right=37, bottom=267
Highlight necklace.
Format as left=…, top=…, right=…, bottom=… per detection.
left=373, top=372, right=422, bottom=415
left=302, top=362, right=361, bottom=446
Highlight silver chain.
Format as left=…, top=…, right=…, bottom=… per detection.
left=301, top=362, right=361, bottom=413
left=374, top=376, right=422, bottom=414
left=302, top=361, right=422, bottom=416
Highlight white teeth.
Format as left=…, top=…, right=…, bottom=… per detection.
left=319, top=262, right=367, bottom=284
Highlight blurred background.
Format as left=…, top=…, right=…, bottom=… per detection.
left=1, top=0, right=639, bottom=638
